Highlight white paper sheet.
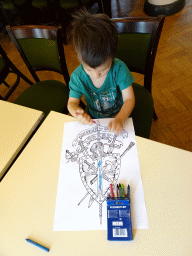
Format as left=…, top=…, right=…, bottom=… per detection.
left=53, top=118, right=148, bottom=231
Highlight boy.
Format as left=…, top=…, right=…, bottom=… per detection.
left=67, top=10, right=135, bottom=134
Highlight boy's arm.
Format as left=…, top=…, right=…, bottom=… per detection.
left=116, top=85, right=135, bottom=122
left=67, top=97, right=92, bottom=125
left=67, top=97, right=82, bottom=117
left=108, top=85, right=135, bottom=133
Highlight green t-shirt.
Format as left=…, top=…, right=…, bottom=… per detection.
left=69, top=58, right=134, bottom=118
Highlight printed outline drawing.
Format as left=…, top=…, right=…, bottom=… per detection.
left=65, top=120, right=135, bottom=224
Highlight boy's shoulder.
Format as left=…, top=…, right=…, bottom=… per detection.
left=113, top=58, right=126, bottom=67
left=112, top=58, right=129, bottom=72
left=71, top=64, right=85, bottom=77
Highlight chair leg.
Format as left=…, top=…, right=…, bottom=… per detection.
left=153, top=109, right=158, bottom=121
left=3, top=72, right=20, bottom=101
left=8, top=66, right=33, bottom=86
left=62, top=23, right=67, bottom=45
left=98, top=0, right=104, bottom=13
left=57, top=11, right=67, bottom=45
left=3, top=80, right=10, bottom=87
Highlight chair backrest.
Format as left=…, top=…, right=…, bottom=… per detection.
left=6, top=25, right=70, bottom=85
left=113, top=16, right=165, bottom=93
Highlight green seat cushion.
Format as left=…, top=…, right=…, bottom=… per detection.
left=132, top=83, right=153, bottom=138
left=116, top=34, right=151, bottom=73
left=14, top=80, right=69, bottom=117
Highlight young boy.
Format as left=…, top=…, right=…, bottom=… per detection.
left=67, top=10, right=135, bottom=134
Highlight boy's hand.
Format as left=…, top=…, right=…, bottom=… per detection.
left=108, top=118, right=123, bottom=134
left=76, top=109, right=93, bottom=125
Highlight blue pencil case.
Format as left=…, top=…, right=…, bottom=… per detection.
left=107, top=197, right=133, bottom=241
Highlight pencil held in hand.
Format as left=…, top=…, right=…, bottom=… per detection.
left=76, top=112, right=96, bottom=124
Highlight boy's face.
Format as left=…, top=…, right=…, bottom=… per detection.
left=82, top=58, right=112, bottom=80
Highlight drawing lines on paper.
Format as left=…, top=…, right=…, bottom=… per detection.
left=65, top=120, right=135, bottom=224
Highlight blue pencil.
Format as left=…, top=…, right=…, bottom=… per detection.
left=26, top=238, right=50, bottom=252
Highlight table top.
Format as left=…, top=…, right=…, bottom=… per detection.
left=0, top=111, right=192, bottom=255
left=0, top=100, right=44, bottom=179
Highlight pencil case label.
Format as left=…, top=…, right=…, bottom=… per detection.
left=112, top=221, right=123, bottom=226
left=113, top=228, right=128, bottom=237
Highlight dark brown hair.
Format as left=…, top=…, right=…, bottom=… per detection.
left=71, top=9, right=118, bottom=68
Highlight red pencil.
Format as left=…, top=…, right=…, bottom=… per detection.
left=110, top=183, right=114, bottom=197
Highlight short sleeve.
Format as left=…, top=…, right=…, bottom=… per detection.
left=69, top=71, right=83, bottom=99
left=114, top=59, right=135, bottom=91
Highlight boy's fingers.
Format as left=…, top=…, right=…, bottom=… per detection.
left=108, top=121, right=113, bottom=131
left=77, top=113, right=92, bottom=125
left=108, top=121, right=123, bottom=134
left=76, top=110, right=85, bottom=122
left=109, top=121, right=117, bottom=132
left=85, top=114, right=93, bottom=125
left=116, top=124, right=123, bottom=134
left=76, top=109, right=84, bottom=116
left=115, top=127, right=122, bottom=134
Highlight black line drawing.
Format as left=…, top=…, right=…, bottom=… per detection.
left=65, top=120, right=135, bottom=224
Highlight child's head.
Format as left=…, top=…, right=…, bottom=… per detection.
left=71, top=9, right=118, bottom=69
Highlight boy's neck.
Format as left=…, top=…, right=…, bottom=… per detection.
left=89, top=72, right=109, bottom=89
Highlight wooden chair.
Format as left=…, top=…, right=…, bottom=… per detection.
left=113, top=16, right=165, bottom=120
left=0, top=44, right=33, bottom=100
left=49, top=0, right=105, bottom=44
left=112, top=16, right=165, bottom=138
left=6, top=25, right=70, bottom=118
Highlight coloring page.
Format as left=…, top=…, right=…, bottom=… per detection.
left=53, top=118, right=148, bottom=231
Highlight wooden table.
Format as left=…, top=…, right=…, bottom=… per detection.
left=0, top=100, right=44, bottom=180
left=0, top=111, right=192, bottom=255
